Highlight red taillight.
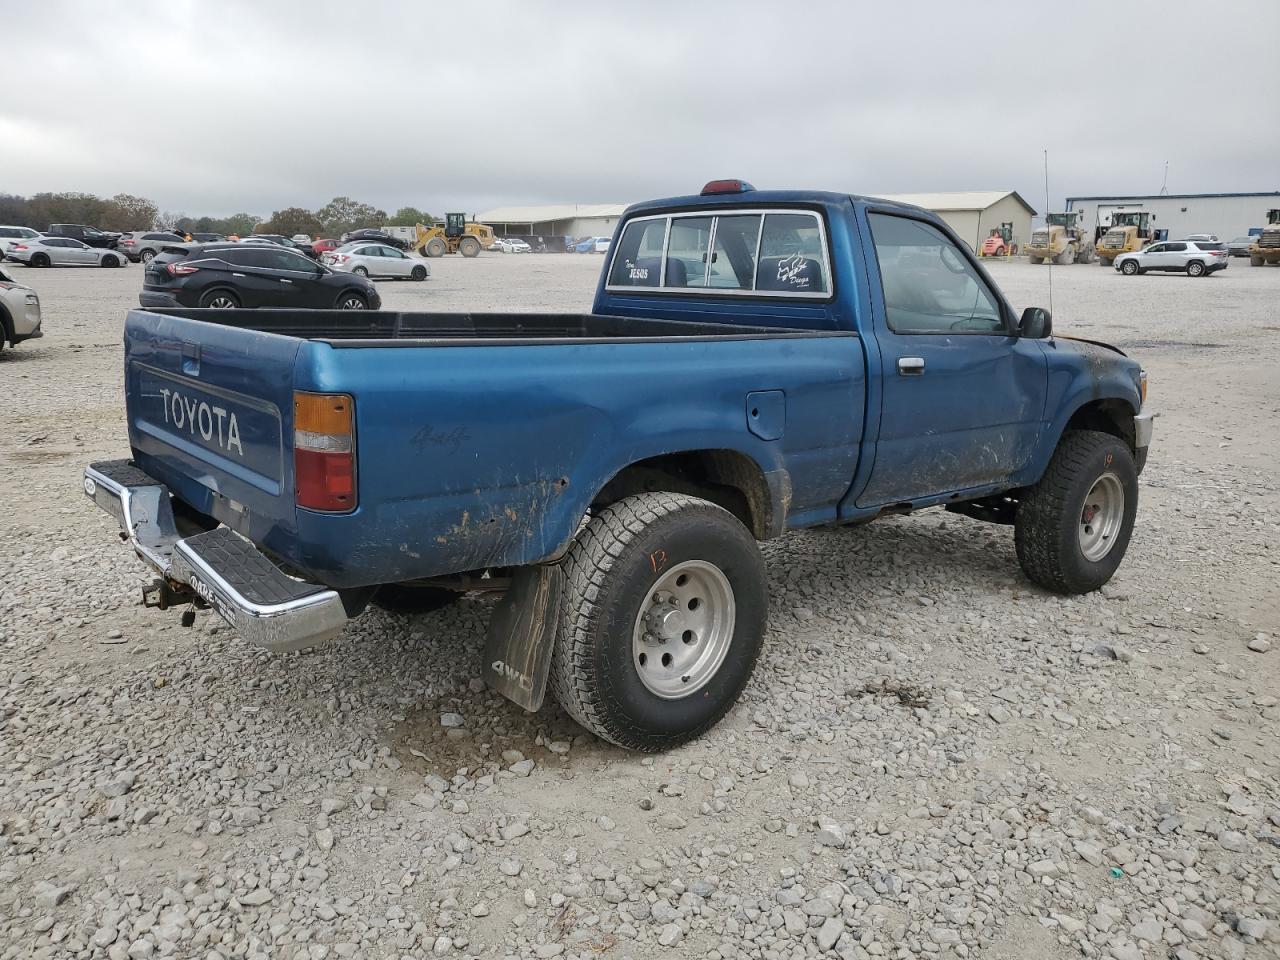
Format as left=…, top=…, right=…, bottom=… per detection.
left=294, top=392, right=356, bottom=512
left=333, top=254, right=348, bottom=264
left=11, top=244, right=27, bottom=251
left=166, top=263, right=199, bottom=276
left=123, top=239, right=135, bottom=246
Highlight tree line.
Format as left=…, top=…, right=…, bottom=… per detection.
left=0, top=191, right=435, bottom=239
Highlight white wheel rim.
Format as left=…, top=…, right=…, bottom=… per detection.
left=631, top=560, right=735, bottom=699
left=1079, top=472, right=1124, bottom=562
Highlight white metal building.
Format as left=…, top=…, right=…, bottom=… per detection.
left=1065, top=192, right=1280, bottom=243
left=475, top=192, right=1037, bottom=250
left=877, top=191, right=1038, bottom=252
left=473, top=203, right=628, bottom=238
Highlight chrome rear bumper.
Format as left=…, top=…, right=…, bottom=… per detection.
left=84, top=460, right=347, bottom=653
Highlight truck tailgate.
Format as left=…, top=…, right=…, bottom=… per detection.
left=124, top=310, right=301, bottom=545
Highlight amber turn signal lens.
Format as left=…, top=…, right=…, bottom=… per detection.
left=294, top=391, right=352, bottom=436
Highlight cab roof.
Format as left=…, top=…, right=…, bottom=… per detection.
left=622, top=189, right=936, bottom=220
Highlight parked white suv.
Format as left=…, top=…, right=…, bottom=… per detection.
left=0, top=225, right=42, bottom=259
left=0, top=266, right=42, bottom=352
left=1114, top=240, right=1228, bottom=277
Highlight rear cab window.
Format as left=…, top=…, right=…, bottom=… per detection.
left=607, top=208, right=830, bottom=297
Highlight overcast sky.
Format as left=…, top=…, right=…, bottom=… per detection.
left=3, top=2, right=1276, bottom=218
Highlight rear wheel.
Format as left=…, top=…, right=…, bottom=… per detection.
left=1100, top=257, right=1114, bottom=266
left=410, top=265, right=427, bottom=281
left=337, top=292, right=368, bottom=309
left=352, top=266, right=369, bottom=277
left=1077, top=244, right=1095, bottom=264
left=425, top=238, right=446, bottom=257
left=1029, top=256, right=1043, bottom=264
left=1186, top=260, right=1205, bottom=277
left=1249, top=255, right=1264, bottom=267
left=1055, top=245, right=1074, bottom=265
left=199, top=289, right=240, bottom=309
left=141, top=250, right=156, bottom=263
left=1120, top=260, right=1139, bottom=275
left=1015, top=430, right=1138, bottom=594
left=459, top=237, right=481, bottom=258
left=31, top=253, right=50, bottom=268
left=548, top=492, right=767, bottom=751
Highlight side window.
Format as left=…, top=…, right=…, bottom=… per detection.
left=707, top=215, right=760, bottom=289
left=867, top=213, right=1005, bottom=335
left=1164, top=242, right=1187, bottom=252
left=226, top=248, right=272, bottom=268
left=1146, top=243, right=1165, bottom=253
left=756, top=214, right=828, bottom=293
left=665, top=217, right=713, bottom=287
left=278, top=251, right=316, bottom=271
left=607, top=218, right=666, bottom=287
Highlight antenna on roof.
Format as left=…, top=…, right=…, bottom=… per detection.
left=1044, top=149, right=1053, bottom=316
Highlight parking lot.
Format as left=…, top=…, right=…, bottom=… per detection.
left=1, top=255, right=1278, bottom=959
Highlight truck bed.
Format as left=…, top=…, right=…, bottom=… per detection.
left=145, top=308, right=823, bottom=344
left=124, top=308, right=866, bottom=588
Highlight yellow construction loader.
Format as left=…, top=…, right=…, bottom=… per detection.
left=1095, top=212, right=1153, bottom=266
left=1248, top=209, right=1280, bottom=267
left=413, top=213, right=496, bottom=258
left=1026, top=212, right=1094, bottom=264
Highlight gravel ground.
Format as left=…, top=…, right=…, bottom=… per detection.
left=1, top=253, right=1277, bottom=960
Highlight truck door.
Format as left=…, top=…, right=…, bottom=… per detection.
left=856, top=211, right=1046, bottom=506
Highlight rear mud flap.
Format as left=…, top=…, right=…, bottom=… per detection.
left=482, top=564, right=565, bottom=712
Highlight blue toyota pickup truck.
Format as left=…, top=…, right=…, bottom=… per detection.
left=86, top=181, right=1153, bottom=751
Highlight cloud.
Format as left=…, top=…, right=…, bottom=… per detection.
left=2, top=1, right=1276, bottom=217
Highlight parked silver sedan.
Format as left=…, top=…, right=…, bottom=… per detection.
left=4, top=235, right=128, bottom=268
left=322, top=242, right=429, bottom=280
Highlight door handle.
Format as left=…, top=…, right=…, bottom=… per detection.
left=898, top=357, right=926, bottom=375
left=280, top=278, right=293, bottom=284
left=232, top=273, right=246, bottom=277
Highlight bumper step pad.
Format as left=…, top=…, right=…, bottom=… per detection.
left=86, top=460, right=348, bottom=653
left=179, top=528, right=327, bottom=607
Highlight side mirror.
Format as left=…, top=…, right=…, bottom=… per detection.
left=1019, top=306, right=1052, bottom=339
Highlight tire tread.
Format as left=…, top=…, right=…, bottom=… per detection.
left=1015, top=429, right=1132, bottom=594
left=548, top=492, right=755, bottom=750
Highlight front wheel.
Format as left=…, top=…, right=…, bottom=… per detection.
left=549, top=493, right=767, bottom=751
left=425, top=238, right=446, bottom=257
left=1120, top=260, right=1139, bottom=275
left=101, top=254, right=119, bottom=268
left=1029, top=256, right=1043, bottom=264
left=337, top=292, right=368, bottom=309
left=1250, top=255, right=1264, bottom=267
left=1015, top=430, right=1138, bottom=594
left=410, top=265, right=427, bottom=281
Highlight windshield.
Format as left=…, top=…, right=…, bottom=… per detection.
left=1046, top=214, right=1074, bottom=226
